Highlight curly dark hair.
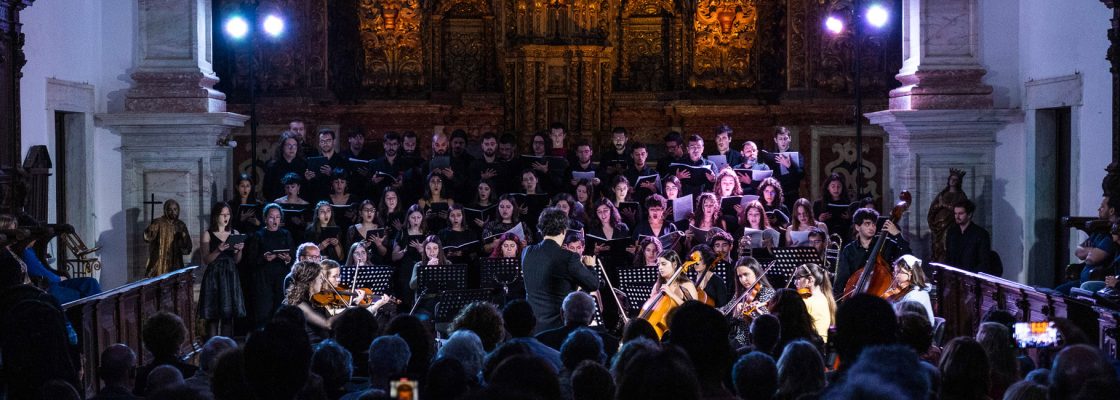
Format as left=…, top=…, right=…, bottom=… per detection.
left=143, top=311, right=188, bottom=358
left=449, top=301, right=505, bottom=352
left=537, top=207, right=570, bottom=237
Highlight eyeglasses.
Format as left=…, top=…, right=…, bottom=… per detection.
left=303, top=255, right=323, bottom=262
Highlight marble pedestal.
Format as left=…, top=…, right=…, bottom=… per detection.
left=866, top=109, right=1020, bottom=262
left=98, top=112, right=247, bottom=280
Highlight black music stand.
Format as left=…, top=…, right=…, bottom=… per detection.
left=434, top=288, right=494, bottom=323
left=766, top=247, right=822, bottom=288
left=416, top=264, right=469, bottom=294
left=339, top=265, right=394, bottom=294
left=619, top=266, right=660, bottom=315
left=479, top=257, right=522, bottom=298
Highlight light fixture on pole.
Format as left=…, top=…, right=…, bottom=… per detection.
left=824, top=1, right=889, bottom=199
left=222, top=5, right=285, bottom=186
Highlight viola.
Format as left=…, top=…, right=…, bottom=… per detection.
left=842, top=191, right=912, bottom=301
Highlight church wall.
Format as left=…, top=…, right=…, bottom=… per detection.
left=21, top=0, right=136, bottom=289
left=977, top=0, right=1111, bottom=284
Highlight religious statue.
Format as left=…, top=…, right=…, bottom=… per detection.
left=928, top=169, right=968, bottom=263
left=144, top=199, right=192, bottom=277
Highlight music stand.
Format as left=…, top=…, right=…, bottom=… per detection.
left=766, top=247, right=822, bottom=289
left=434, top=288, right=494, bottom=323
left=339, top=265, right=394, bottom=294
left=416, top=264, right=469, bottom=294
left=619, top=266, right=660, bottom=315
left=479, top=257, right=522, bottom=295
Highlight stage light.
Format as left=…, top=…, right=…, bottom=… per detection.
left=262, top=14, right=285, bottom=38
left=866, top=4, right=889, bottom=28
left=825, top=16, right=844, bottom=34
left=224, top=16, right=249, bottom=40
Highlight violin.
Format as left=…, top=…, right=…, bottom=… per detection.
left=725, top=260, right=777, bottom=321
left=312, top=286, right=399, bottom=309
left=842, top=191, right=912, bottom=301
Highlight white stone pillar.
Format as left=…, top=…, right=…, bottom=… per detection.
left=98, top=0, right=247, bottom=279
left=868, top=0, right=1019, bottom=267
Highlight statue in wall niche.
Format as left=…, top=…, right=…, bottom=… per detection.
left=144, top=199, right=192, bottom=277
left=928, top=168, right=969, bottom=263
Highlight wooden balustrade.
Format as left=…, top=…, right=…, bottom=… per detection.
left=62, top=266, right=198, bottom=397
left=929, top=262, right=1120, bottom=358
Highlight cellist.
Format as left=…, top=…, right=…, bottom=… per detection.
left=639, top=250, right=698, bottom=324
left=833, top=208, right=911, bottom=300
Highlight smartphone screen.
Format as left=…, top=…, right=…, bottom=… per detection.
left=390, top=377, right=418, bottom=400
left=1013, top=321, right=1060, bottom=348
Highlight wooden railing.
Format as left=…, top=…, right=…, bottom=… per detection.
left=62, top=266, right=198, bottom=397
left=929, top=263, right=1120, bottom=359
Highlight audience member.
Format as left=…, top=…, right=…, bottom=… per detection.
left=1047, top=344, right=1118, bottom=400
left=976, top=322, right=1019, bottom=399
left=424, top=357, right=472, bottom=400
left=210, top=348, right=253, bottom=400
left=731, top=351, right=778, bottom=400
left=615, top=344, right=702, bottom=400
left=748, top=314, right=781, bottom=357
left=939, top=337, right=991, bottom=400
left=487, top=355, right=562, bottom=400
left=312, top=339, right=354, bottom=400
left=831, top=294, right=898, bottom=376
left=482, top=341, right=533, bottom=384
left=342, top=335, right=411, bottom=400
left=448, top=301, right=505, bottom=352
left=134, top=311, right=198, bottom=396
left=437, top=330, right=486, bottom=383
left=145, top=364, right=185, bottom=395
left=502, top=299, right=563, bottom=370
left=536, top=291, right=620, bottom=357
left=775, top=340, right=826, bottom=400
left=91, top=344, right=139, bottom=400
left=183, top=336, right=237, bottom=398
left=244, top=318, right=312, bottom=400
left=667, top=301, right=736, bottom=399
left=384, top=314, right=435, bottom=379
left=331, top=306, right=380, bottom=378
left=571, top=360, right=614, bottom=400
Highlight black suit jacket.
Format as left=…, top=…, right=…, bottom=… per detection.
left=521, top=239, right=600, bottom=333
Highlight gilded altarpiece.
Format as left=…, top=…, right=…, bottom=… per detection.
left=214, top=0, right=902, bottom=202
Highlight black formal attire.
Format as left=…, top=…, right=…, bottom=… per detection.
left=765, top=151, right=804, bottom=210
left=671, top=157, right=715, bottom=197
left=393, top=231, right=426, bottom=307
left=521, top=239, right=600, bottom=333
left=198, top=232, right=246, bottom=322
left=833, top=233, right=911, bottom=299
left=945, top=222, right=992, bottom=273
left=623, top=164, right=658, bottom=204
left=468, top=157, right=508, bottom=195
left=369, top=155, right=407, bottom=200
left=263, top=156, right=307, bottom=201
left=698, top=272, right=730, bottom=308
left=341, top=148, right=377, bottom=200
left=813, top=198, right=853, bottom=243
left=244, top=227, right=294, bottom=328
left=714, top=149, right=744, bottom=169
left=306, top=152, right=347, bottom=202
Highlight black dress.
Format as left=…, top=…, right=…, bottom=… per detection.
left=198, top=232, right=247, bottom=320
left=245, top=227, right=294, bottom=329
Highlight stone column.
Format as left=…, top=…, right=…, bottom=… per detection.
left=0, top=1, right=33, bottom=213
left=866, top=0, right=1017, bottom=265
left=99, top=0, right=246, bottom=280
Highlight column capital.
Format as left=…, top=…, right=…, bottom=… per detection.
left=891, top=0, right=993, bottom=110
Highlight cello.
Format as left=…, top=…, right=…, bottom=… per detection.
left=693, top=251, right=722, bottom=307
left=841, top=191, right=911, bottom=300
left=639, top=252, right=700, bottom=338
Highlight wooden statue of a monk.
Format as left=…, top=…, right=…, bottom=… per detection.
left=144, top=199, right=192, bottom=277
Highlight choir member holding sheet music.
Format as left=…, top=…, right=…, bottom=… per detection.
left=245, top=203, right=295, bottom=329
left=739, top=200, right=781, bottom=250
left=766, top=126, right=804, bottom=210
left=347, top=198, right=392, bottom=262
left=787, top=198, right=829, bottom=246
left=550, top=193, right=586, bottom=232
left=686, top=193, right=728, bottom=250
left=483, top=195, right=533, bottom=254
left=419, top=172, right=454, bottom=233
left=229, top=173, right=261, bottom=234
left=671, top=134, right=717, bottom=196
left=391, top=205, right=429, bottom=307
left=574, top=179, right=597, bottom=214
left=379, top=188, right=406, bottom=238
left=624, top=142, right=658, bottom=204
left=264, top=133, right=308, bottom=201
left=813, top=173, right=853, bottom=243
left=712, top=124, right=744, bottom=168
left=607, top=176, right=639, bottom=228
left=466, top=180, right=497, bottom=230
left=409, top=235, right=451, bottom=315
left=586, top=199, right=632, bottom=257
left=438, top=204, right=479, bottom=263
left=306, top=201, right=344, bottom=262
left=632, top=194, right=678, bottom=240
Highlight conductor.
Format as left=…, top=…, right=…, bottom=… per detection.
left=522, top=207, right=600, bottom=333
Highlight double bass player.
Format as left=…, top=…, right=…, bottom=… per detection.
left=833, top=207, right=911, bottom=301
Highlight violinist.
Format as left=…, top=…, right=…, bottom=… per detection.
left=833, top=208, right=911, bottom=300
left=791, top=263, right=836, bottom=341
left=720, top=256, right=774, bottom=349
left=640, top=250, right=698, bottom=315
left=692, top=242, right=730, bottom=307
left=882, top=255, right=934, bottom=323
left=283, top=260, right=337, bottom=344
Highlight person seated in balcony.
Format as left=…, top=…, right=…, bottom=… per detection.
left=1057, top=195, right=1119, bottom=294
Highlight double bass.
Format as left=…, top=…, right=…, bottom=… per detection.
left=841, top=191, right=911, bottom=300
left=639, top=252, right=700, bottom=338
